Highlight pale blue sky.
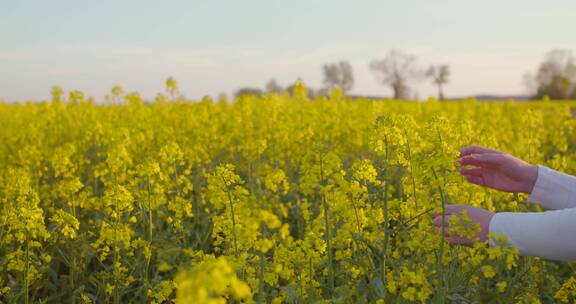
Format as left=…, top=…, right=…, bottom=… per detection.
left=1, top=0, right=575, bottom=101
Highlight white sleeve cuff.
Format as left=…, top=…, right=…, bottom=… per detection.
left=527, top=165, right=576, bottom=210
left=488, top=210, right=576, bottom=261
left=488, top=212, right=513, bottom=249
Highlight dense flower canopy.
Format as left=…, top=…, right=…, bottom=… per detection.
left=0, top=89, right=575, bottom=303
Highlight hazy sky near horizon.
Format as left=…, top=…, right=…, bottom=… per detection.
left=1, top=0, right=575, bottom=101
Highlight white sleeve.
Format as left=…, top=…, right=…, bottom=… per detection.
left=527, top=165, right=576, bottom=210
left=489, top=209, right=576, bottom=261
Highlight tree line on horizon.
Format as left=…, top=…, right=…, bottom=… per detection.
left=235, top=49, right=576, bottom=101
left=44, top=49, right=576, bottom=104
left=234, top=50, right=449, bottom=101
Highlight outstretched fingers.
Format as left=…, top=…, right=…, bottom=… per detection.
left=460, top=145, right=501, bottom=157
left=457, top=159, right=490, bottom=186
left=462, top=174, right=486, bottom=187
left=459, top=167, right=482, bottom=176
left=432, top=216, right=445, bottom=227
left=445, top=204, right=466, bottom=213
left=433, top=204, right=479, bottom=246
left=457, top=154, right=481, bottom=167
left=434, top=224, right=467, bottom=245
left=457, top=153, right=503, bottom=167
left=432, top=205, right=465, bottom=226
left=433, top=219, right=472, bottom=245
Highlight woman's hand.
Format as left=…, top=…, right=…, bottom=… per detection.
left=433, top=205, right=495, bottom=246
left=458, top=146, right=538, bottom=194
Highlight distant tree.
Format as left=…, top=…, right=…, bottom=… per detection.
left=315, top=87, right=330, bottom=97
left=370, top=50, right=423, bottom=99
left=525, top=50, right=576, bottom=99
left=426, top=65, right=450, bottom=100
left=322, top=61, right=354, bottom=92
left=235, top=87, right=263, bottom=98
left=265, top=79, right=283, bottom=93
left=541, top=75, right=572, bottom=99
left=522, top=72, right=537, bottom=97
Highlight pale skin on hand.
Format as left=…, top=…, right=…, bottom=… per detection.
left=432, top=145, right=539, bottom=246
left=432, top=205, right=494, bottom=246
left=457, top=145, right=538, bottom=194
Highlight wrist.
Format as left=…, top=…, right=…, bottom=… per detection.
left=522, top=165, right=538, bottom=194
left=481, top=212, right=496, bottom=242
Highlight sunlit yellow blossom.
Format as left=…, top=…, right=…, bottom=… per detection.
left=482, top=265, right=496, bottom=279
left=497, top=281, right=507, bottom=293
left=175, top=256, right=251, bottom=304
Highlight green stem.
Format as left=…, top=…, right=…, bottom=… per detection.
left=174, top=161, right=180, bottom=196
left=381, top=135, right=390, bottom=290
left=309, top=257, right=314, bottom=297
left=25, top=236, right=30, bottom=304
left=360, top=181, right=376, bottom=270
left=404, top=129, right=418, bottom=209
left=432, top=167, right=447, bottom=302
left=224, top=181, right=239, bottom=258
left=113, top=185, right=120, bottom=304
left=351, top=189, right=362, bottom=235
left=298, top=265, right=304, bottom=299
left=70, top=197, right=77, bottom=304
left=113, top=251, right=119, bottom=304
left=147, top=179, right=153, bottom=243
left=319, top=153, right=335, bottom=297
left=142, top=178, right=154, bottom=301
left=382, top=180, right=389, bottom=285
left=258, top=250, right=266, bottom=303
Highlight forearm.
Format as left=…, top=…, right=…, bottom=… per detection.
left=527, top=165, right=576, bottom=210
left=489, top=208, right=576, bottom=261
